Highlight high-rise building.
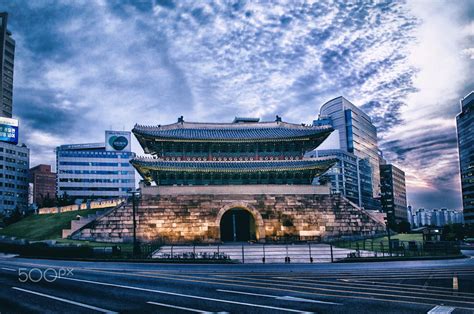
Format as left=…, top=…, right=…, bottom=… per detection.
left=0, top=141, right=29, bottom=213
left=29, top=164, right=56, bottom=206
left=305, top=149, right=375, bottom=210
left=319, top=96, right=380, bottom=199
left=380, top=164, right=408, bottom=225
left=456, top=91, right=474, bottom=225
left=0, top=12, right=15, bottom=118
left=56, top=131, right=135, bottom=201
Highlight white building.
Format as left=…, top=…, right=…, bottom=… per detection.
left=56, top=131, right=135, bottom=201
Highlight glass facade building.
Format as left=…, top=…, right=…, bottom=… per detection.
left=56, top=131, right=135, bottom=200
left=380, top=164, right=407, bottom=224
left=306, top=149, right=375, bottom=210
left=319, top=97, right=380, bottom=199
left=0, top=12, right=14, bottom=118
left=456, top=91, right=474, bottom=224
left=0, top=142, right=29, bottom=213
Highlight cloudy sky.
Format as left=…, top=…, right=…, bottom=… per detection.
left=2, top=0, right=473, bottom=210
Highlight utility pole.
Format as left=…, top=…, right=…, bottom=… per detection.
left=385, top=210, right=393, bottom=257
left=128, top=191, right=140, bottom=256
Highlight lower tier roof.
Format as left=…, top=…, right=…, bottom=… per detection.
left=131, top=157, right=335, bottom=172
left=131, top=157, right=336, bottom=183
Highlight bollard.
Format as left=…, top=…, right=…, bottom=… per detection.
left=217, top=244, right=220, bottom=254
left=262, top=244, right=266, bottom=264
left=171, top=245, right=173, bottom=258
left=241, top=244, right=245, bottom=264
left=308, top=242, right=313, bottom=263
left=330, top=244, right=334, bottom=263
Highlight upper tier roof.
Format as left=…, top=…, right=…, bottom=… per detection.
left=133, top=118, right=333, bottom=141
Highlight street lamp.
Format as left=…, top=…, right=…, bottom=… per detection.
left=385, top=210, right=393, bottom=257
left=127, top=190, right=140, bottom=256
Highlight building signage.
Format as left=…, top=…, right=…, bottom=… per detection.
left=0, top=117, right=19, bottom=144
left=105, top=131, right=131, bottom=152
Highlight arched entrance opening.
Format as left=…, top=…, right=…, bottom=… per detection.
left=220, top=208, right=256, bottom=242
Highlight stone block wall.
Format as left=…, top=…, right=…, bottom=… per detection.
left=72, top=193, right=386, bottom=243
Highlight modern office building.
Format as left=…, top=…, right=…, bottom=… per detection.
left=0, top=141, right=29, bottom=213
left=305, top=149, right=375, bottom=210
left=29, top=164, right=56, bottom=206
left=319, top=96, right=380, bottom=199
left=56, top=131, right=135, bottom=201
left=380, top=164, right=408, bottom=225
left=456, top=91, right=474, bottom=224
left=0, top=12, right=15, bottom=118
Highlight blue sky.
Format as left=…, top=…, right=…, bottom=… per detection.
left=2, top=0, right=473, bottom=210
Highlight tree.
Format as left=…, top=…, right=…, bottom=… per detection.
left=396, top=221, right=411, bottom=233
left=5, top=206, right=23, bottom=226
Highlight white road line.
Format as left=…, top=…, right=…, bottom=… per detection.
left=428, top=305, right=455, bottom=313
left=147, top=301, right=214, bottom=313
left=57, top=276, right=310, bottom=313
left=1, top=267, right=16, bottom=271
left=217, top=289, right=341, bottom=305
left=12, top=287, right=117, bottom=313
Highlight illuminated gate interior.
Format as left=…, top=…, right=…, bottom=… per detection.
left=220, top=208, right=256, bottom=242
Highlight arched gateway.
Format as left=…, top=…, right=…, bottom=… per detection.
left=216, top=203, right=265, bottom=242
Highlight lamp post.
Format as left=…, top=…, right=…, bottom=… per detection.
left=127, top=190, right=140, bottom=256
left=385, top=210, right=393, bottom=257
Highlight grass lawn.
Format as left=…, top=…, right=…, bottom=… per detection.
left=56, top=239, right=134, bottom=253
left=0, top=210, right=97, bottom=241
left=334, top=233, right=424, bottom=252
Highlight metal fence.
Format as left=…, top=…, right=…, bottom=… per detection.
left=150, top=240, right=461, bottom=263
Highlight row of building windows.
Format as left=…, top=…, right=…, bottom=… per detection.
left=0, top=164, right=28, bottom=172
left=59, top=187, right=131, bottom=192
left=59, top=178, right=134, bottom=183
left=58, top=151, right=134, bottom=158
left=59, top=161, right=130, bottom=167
left=58, top=170, right=134, bottom=175
left=0, top=182, right=28, bottom=190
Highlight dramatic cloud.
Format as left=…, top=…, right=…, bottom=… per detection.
left=2, top=0, right=473, bottom=209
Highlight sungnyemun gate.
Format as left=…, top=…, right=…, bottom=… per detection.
left=72, top=116, right=385, bottom=243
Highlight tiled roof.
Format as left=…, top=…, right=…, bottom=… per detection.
left=133, top=121, right=332, bottom=140
left=131, top=157, right=336, bottom=172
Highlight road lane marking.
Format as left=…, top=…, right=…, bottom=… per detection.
left=1, top=267, right=15, bottom=271
left=147, top=301, right=215, bottom=313
left=75, top=267, right=474, bottom=311
left=217, top=289, right=341, bottom=305
left=12, top=287, right=117, bottom=313
left=63, top=270, right=474, bottom=311
left=57, top=276, right=311, bottom=313
left=428, top=305, right=455, bottom=313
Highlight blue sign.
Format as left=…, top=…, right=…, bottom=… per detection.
left=0, top=117, right=19, bottom=144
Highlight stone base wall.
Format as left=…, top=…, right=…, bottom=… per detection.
left=72, top=193, right=386, bottom=243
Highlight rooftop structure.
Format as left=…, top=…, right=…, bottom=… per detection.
left=132, top=116, right=335, bottom=186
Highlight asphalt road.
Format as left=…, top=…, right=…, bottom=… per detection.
left=0, top=252, right=473, bottom=314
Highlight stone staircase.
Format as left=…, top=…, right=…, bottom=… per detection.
left=62, top=211, right=106, bottom=238
left=70, top=202, right=133, bottom=242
